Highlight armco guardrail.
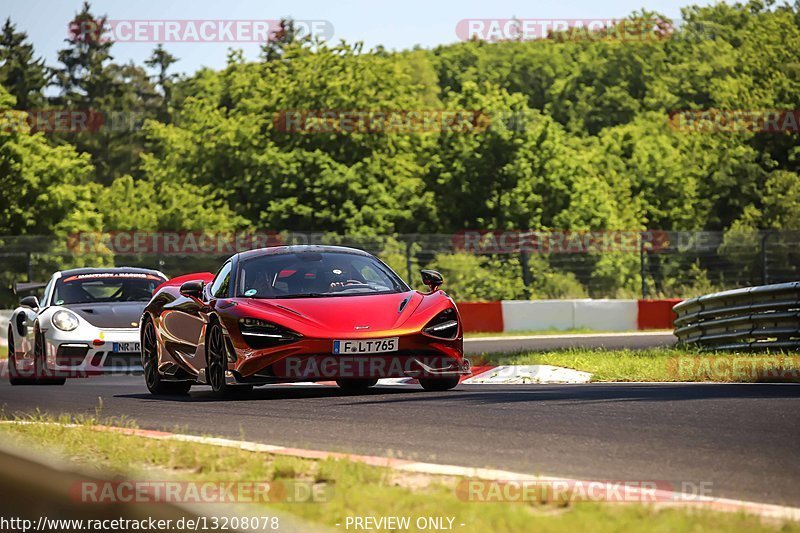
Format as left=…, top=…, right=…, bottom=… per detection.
left=673, top=282, right=800, bottom=351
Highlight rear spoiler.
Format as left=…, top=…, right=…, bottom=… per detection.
left=13, top=282, right=46, bottom=295
left=154, top=272, right=215, bottom=294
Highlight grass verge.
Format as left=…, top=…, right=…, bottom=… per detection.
left=473, top=348, right=800, bottom=382
left=0, top=416, right=795, bottom=532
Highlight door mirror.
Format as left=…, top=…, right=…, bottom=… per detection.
left=180, top=280, right=205, bottom=300
left=19, top=295, right=39, bottom=309
left=420, top=270, right=444, bottom=292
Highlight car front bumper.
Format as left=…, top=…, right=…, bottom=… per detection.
left=35, top=326, right=143, bottom=375
left=229, top=330, right=468, bottom=383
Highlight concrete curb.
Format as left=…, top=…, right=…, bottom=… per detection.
left=462, top=365, right=592, bottom=384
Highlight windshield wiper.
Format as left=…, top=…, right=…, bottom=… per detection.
left=272, top=293, right=332, bottom=299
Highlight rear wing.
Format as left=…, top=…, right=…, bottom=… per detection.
left=154, top=272, right=215, bottom=294
left=13, top=282, right=46, bottom=295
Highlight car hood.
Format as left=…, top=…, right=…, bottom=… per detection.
left=240, top=292, right=424, bottom=334
left=64, top=302, right=146, bottom=329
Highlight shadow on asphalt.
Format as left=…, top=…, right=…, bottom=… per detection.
left=115, top=386, right=425, bottom=403
left=346, top=383, right=800, bottom=406
left=114, top=382, right=800, bottom=404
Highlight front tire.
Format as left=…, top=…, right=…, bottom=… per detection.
left=207, top=322, right=251, bottom=397
left=7, top=327, right=33, bottom=385
left=33, top=325, right=65, bottom=386
left=418, top=376, right=460, bottom=391
left=336, top=378, right=379, bottom=392
left=142, top=319, right=191, bottom=395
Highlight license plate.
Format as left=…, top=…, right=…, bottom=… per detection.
left=333, top=338, right=399, bottom=354
left=113, top=342, right=140, bottom=353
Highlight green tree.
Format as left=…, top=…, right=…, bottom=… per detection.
left=0, top=18, right=48, bottom=110
left=145, top=45, right=178, bottom=123
left=0, top=86, right=94, bottom=235
left=52, top=2, right=161, bottom=183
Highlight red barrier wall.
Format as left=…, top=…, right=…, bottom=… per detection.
left=637, top=299, right=683, bottom=330
left=457, top=302, right=504, bottom=333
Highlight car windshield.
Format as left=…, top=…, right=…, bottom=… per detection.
left=53, top=272, right=166, bottom=305
left=237, top=251, right=407, bottom=299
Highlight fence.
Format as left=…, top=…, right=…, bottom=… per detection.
left=673, top=282, right=800, bottom=351
left=0, top=231, right=798, bottom=308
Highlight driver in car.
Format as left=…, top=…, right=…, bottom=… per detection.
left=328, top=264, right=362, bottom=289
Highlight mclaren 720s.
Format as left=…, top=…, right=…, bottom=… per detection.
left=140, top=246, right=470, bottom=396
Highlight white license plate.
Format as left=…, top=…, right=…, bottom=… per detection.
left=333, top=338, right=399, bottom=354
left=113, top=342, right=140, bottom=353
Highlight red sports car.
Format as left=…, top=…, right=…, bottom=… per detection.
left=140, top=246, right=469, bottom=396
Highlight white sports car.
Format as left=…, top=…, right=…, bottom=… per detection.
left=7, top=267, right=168, bottom=385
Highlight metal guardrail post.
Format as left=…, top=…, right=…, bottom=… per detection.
left=26, top=252, right=33, bottom=283
left=520, top=249, right=532, bottom=299
left=405, top=239, right=414, bottom=284
left=761, top=232, right=770, bottom=286
left=639, top=237, right=648, bottom=300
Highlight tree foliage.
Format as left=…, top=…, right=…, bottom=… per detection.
left=0, top=1, right=798, bottom=299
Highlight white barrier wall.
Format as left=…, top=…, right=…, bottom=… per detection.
left=0, top=310, right=13, bottom=346
left=573, top=300, right=638, bottom=331
left=501, top=300, right=575, bottom=331
left=501, top=300, right=638, bottom=332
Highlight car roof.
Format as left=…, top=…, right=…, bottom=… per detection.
left=57, top=267, right=167, bottom=278
left=235, top=245, right=374, bottom=262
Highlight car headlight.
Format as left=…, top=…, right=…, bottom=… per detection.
left=52, top=310, right=79, bottom=331
left=239, top=318, right=301, bottom=349
left=423, top=308, right=459, bottom=339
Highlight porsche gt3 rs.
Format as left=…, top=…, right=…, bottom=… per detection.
left=141, top=246, right=469, bottom=396
left=7, top=267, right=168, bottom=384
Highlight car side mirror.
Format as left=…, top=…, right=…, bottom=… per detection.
left=19, top=295, right=39, bottom=309
left=420, top=270, right=444, bottom=292
left=180, top=280, right=205, bottom=300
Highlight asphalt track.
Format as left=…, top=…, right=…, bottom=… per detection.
left=0, top=332, right=796, bottom=509
left=0, top=374, right=798, bottom=508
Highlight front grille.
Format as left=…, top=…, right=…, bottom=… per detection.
left=56, top=345, right=89, bottom=366
left=104, top=352, right=142, bottom=368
